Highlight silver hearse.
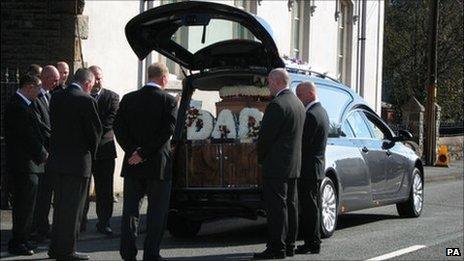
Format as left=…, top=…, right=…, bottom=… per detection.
left=125, top=1, right=423, bottom=238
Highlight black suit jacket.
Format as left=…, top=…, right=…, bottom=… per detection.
left=47, top=84, right=102, bottom=177
left=94, top=88, right=119, bottom=159
left=301, top=102, right=330, bottom=181
left=4, top=93, right=48, bottom=174
left=114, top=85, right=177, bottom=180
left=257, top=89, right=306, bottom=179
left=32, top=91, right=51, bottom=148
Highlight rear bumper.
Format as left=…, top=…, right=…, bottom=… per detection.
left=170, top=187, right=265, bottom=221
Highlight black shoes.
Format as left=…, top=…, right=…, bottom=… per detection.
left=286, top=247, right=295, bottom=257
left=295, top=243, right=321, bottom=254
left=253, top=248, right=286, bottom=260
left=8, top=243, right=34, bottom=256
left=96, top=223, right=113, bottom=236
left=48, top=251, right=90, bottom=260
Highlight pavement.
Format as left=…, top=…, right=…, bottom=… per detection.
left=0, top=160, right=462, bottom=260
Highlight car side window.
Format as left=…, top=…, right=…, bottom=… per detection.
left=341, top=120, right=355, bottom=138
left=363, top=112, right=390, bottom=140
left=346, top=111, right=372, bottom=138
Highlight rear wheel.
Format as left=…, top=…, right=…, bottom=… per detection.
left=320, top=178, right=338, bottom=238
left=167, top=212, right=202, bottom=238
left=396, top=168, right=423, bottom=217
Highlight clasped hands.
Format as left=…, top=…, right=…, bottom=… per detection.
left=128, top=148, right=144, bottom=165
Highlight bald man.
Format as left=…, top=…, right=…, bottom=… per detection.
left=255, top=68, right=305, bottom=259
left=295, top=82, right=329, bottom=254
left=54, top=61, right=69, bottom=93
left=31, top=65, right=59, bottom=242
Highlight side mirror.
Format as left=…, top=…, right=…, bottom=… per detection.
left=391, top=130, right=414, bottom=142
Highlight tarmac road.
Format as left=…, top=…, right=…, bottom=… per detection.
left=1, top=171, right=462, bottom=260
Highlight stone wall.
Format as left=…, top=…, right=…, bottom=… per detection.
left=0, top=0, right=87, bottom=74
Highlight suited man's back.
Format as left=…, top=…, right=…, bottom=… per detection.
left=257, top=90, right=306, bottom=179
left=47, top=85, right=102, bottom=177
left=301, top=102, right=330, bottom=180
left=114, top=85, right=177, bottom=179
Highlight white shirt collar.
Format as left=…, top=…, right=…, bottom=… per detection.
left=40, top=88, right=48, bottom=95
left=146, top=82, right=162, bottom=89
left=305, top=99, right=320, bottom=111
left=275, top=87, right=289, bottom=97
left=16, top=90, right=31, bottom=106
left=92, top=87, right=103, bottom=96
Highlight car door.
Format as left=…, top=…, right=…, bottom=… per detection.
left=363, top=111, right=409, bottom=196
left=345, top=110, right=387, bottom=199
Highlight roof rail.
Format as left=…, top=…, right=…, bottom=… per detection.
left=285, top=66, right=341, bottom=84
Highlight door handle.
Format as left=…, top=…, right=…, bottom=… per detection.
left=386, top=150, right=392, bottom=157
left=362, top=147, right=369, bottom=153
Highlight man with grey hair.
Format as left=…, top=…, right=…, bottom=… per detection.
left=255, top=68, right=305, bottom=259
left=295, top=81, right=329, bottom=255
left=115, top=62, right=177, bottom=261
left=31, top=65, right=59, bottom=242
left=47, top=68, right=102, bottom=260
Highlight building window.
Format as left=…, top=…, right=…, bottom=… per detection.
left=337, top=0, right=353, bottom=85
left=290, top=0, right=310, bottom=62
left=234, top=0, right=257, bottom=40
left=158, top=0, right=188, bottom=78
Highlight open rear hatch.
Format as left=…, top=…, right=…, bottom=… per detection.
left=125, top=1, right=284, bottom=72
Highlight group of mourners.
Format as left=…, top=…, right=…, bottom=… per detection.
left=5, top=62, right=329, bottom=261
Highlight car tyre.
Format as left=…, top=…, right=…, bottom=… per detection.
left=167, top=212, right=202, bottom=238
left=396, top=168, right=423, bottom=218
left=320, top=178, right=338, bottom=238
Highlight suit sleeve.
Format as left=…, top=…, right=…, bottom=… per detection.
left=138, top=95, right=177, bottom=159
left=16, top=108, right=48, bottom=164
left=83, top=98, right=102, bottom=159
left=257, top=102, right=285, bottom=164
left=101, top=92, right=119, bottom=134
left=113, top=95, right=138, bottom=154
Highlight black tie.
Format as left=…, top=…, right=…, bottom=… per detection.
left=91, top=93, right=98, bottom=100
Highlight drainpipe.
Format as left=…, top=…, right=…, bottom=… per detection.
left=355, top=0, right=361, bottom=93
left=359, top=0, right=367, bottom=98
left=137, top=0, right=146, bottom=88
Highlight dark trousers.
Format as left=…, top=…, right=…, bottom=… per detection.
left=82, top=158, right=115, bottom=227
left=298, top=178, right=321, bottom=245
left=49, top=173, right=89, bottom=256
left=120, top=177, right=171, bottom=260
left=262, top=178, right=298, bottom=252
left=9, top=173, right=39, bottom=245
left=33, top=171, right=55, bottom=235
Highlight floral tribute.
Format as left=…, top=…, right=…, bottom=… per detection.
left=238, top=108, right=263, bottom=139
left=186, top=109, right=214, bottom=140
left=212, top=109, right=237, bottom=139
left=219, top=86, right=271, bottom=100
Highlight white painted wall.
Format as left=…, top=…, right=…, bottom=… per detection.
left=256, top=1, right=292, bottom=56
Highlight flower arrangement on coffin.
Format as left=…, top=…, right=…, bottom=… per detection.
left=186, top=109, right=214, bottom=140
left=212, top=109, right=237, bottom=139
left=185, top=107, right=200, bottom=128
left=238, top=108, right=263, bottom=140
left=219, top=86, right=271, bottom=100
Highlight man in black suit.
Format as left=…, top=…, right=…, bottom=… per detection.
left=81, top=65, right=119, bottom=236
left=32, top=65, right=59, bottom=242
left=295, top=82, right=330, bottom=254
left=255, top=68, right=306, bottom=260
left=114, top=62, right=177, bottom=261
left=47, top=68, right=102, bottom=261
left=5, top=74, right=48, bottom=256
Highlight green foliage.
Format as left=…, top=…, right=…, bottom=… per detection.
left=383, top=0, right=463, bottom=124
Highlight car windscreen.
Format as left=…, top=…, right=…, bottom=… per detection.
left=172, top=19, right=261, bottom=53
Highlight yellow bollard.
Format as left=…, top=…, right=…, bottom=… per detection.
left=435, top=145, right=449, bottom=167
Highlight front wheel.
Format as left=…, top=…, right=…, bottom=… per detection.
left=320, top=178, right=338, bottom=238
left=396, top=168, right=424, bottom=217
